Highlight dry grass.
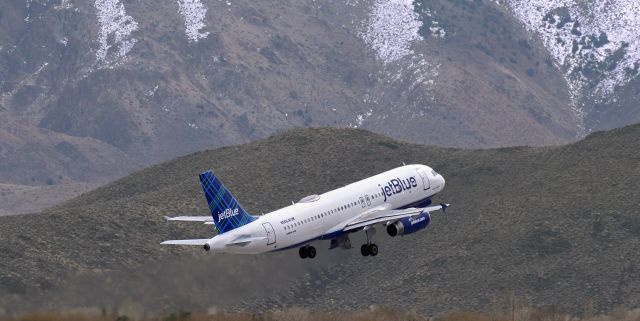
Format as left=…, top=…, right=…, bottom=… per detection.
left=2, top=312, right=111, bottom=321
left=2, top=307, right=640, bottom=321
left=438, top=307, right=640, bottom=321
left=0, top=307, right=424, bottom=321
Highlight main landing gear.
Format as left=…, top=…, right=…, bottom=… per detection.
left=360, top=243, right=378, bottom=256
left=361, top=227, right=379, bottom=257
left=299, top=245, right=316, bottom=259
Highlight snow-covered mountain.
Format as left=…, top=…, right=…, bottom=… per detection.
left=0, top=0, right=637, bottom=214
left=352, top=0, right=580, bottom=145
left=500, top=0, right=640, bottom=133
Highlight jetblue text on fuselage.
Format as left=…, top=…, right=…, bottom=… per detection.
left=379, top=176, right=418, bottom=202
left=218, top=208, right=240, bottom=221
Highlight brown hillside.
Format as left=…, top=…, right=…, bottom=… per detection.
left=0, top=125, right=639, bottom=314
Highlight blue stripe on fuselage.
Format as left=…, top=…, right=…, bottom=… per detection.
left=397, top=196, right=432, bottom=209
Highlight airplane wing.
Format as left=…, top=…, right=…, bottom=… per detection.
left=164, top=216, right=212, bottom=222
left=161, top=239, right=210, bottom=245
left=343, top=204, right=449, bottom=232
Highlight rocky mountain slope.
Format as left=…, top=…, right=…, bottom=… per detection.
left=0, top=126, right=638, bottom=314
left=0, top=0, right=609, bottom=214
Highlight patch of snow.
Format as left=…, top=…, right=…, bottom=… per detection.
left=0, top=61, right=49, bottom=104
left=54, top=0, right=73, bottom=10
left=429, top=21, right=446, bottom=39
left=94, top=0, right=139, bottom=65
left=360, top=0, right=423, bottom=63
left=24, top=0, right=33, bottom=22
left=345, top=0, right=366, bottom=6
left=352, top=109, right=373, bottom=128
left=564, top=72, right=587, bottom=136
left=176, top=0, right=210, bottom=42
left=367, top=53, right=440, bottom=121
left=388, top=53, right=440, bottom=92
left=35, top=62, right=49, bottom=75
left=147, top=85, right=159, bottom=96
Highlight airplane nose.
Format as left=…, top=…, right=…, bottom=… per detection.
left=438, top=174, right=445, bottom=190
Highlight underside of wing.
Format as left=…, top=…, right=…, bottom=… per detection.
left=343, top=204, right=449, bottom=232
left=161, top=239, right=210, bottom=245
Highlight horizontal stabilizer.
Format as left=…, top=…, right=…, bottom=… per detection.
left=161, top=239, right=210, bottom=245
left=164, top=216, right=212, bottom=222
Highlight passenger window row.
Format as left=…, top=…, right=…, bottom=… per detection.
left=283, top=190, right=389, bottom=231
left=283, top=198, right=370, bottom=231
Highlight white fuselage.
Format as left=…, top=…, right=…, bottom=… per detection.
left=205, top=164, right=445, bottom=254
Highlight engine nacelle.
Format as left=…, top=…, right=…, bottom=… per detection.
left=387, top=212, right=430, bottom=237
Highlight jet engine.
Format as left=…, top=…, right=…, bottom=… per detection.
left=387, top=211, right=430, bottom=237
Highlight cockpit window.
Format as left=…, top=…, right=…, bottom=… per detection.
left=431, top=170, right=437, bottom=176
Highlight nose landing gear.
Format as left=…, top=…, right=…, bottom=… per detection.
left=299, top=245, right=316, bottom=259
left=361, top=227, right=378, bottom=257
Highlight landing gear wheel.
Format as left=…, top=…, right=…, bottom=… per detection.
left=368, top=244, right=378, bottom=256
left=299, top=246, right=308, bottom=259
left=362, top=227, right=377, bottom=257
left=308, top=246, right=317, bottom=259
left=360, top=244, right=370, bottom=256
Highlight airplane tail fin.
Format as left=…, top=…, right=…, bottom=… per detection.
left=199, top=170, right=254, bottom=234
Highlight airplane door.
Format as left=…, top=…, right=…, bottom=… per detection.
left=262, top=222, right=276, bottom=245
left=416, top=169, right=431, bottom=190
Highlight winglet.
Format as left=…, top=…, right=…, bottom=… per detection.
left=440, top=203, right=450, bottom=213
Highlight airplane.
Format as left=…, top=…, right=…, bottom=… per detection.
left=162, top=164, right=449, bottom=258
